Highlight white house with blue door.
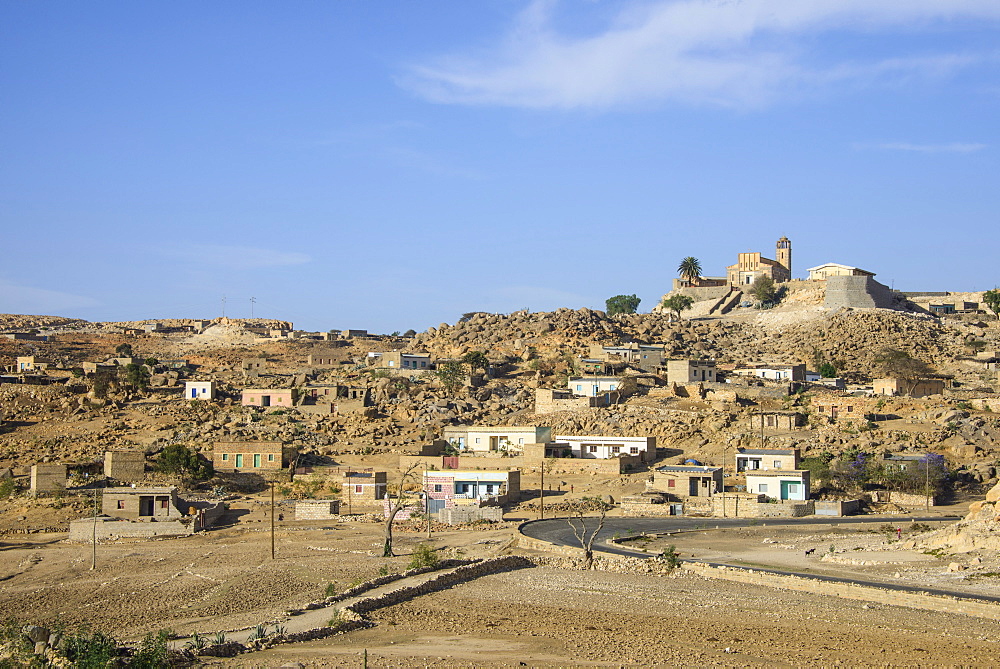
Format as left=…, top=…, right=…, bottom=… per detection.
left=745, top=470, right=810, bottom=501
left=568, top=377, right=620, bottom=397
left=184, top=381, right=216, bottom=401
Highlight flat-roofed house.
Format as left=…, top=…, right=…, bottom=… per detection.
left=651, top=465, right=723, bottom=497
left=555, top=435, right=656, bottom=462
left=745, top=470, right=810, bottom=501
left=735, top=447, right=799, bottom=472
left=213, top=441, right=294, bottom=472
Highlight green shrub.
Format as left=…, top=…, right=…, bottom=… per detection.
left=0, top=478, right=16, bottom=499
left=62, top=628, right=119, bottom=668
left=661, top=545, right=681, bottom=569
left=407, top=543, right=439, bottom=570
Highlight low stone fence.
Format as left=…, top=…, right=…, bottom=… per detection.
left=682, top=562, right=1000, bottom=621
left=345, top=556, right=533, bottom=615
left=68, top=517, right=192, bottom=542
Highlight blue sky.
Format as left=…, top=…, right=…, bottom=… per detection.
left=2, top=0, right=998, bottom=332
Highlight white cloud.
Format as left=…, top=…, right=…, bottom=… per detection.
left=164, top=245, right=311, bottom=271
left=0, top=279, right=100, bottom=314
left=857, top=142, right=987, bottom=153
left=401, top=0, right=1000, bottom=109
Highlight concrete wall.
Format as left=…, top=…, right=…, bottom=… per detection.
left=69, top=517, right=192, bottom=542
left=29, top=464, right=66, bottom=495
left=439, top=506, right=504, bottom=524
left=104, top=451, right=146, bottom=481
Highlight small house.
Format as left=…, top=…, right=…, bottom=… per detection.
left=213, top=441, right=294, bottom=472
left=735, top=447, right=799, bottom=472
left=555, top=435, right=656, bottom=462
left=241, top=388, right=294, bottom=408
left=665, top=359, right=717, bottom=384
left=651, top=465, right=723, bottom=497
left=185, top=381, right=216, bottom=401
left=445, top=426, right=552, bottom=453
left=745, top=470, right=810, bottom=501
left=424, top=470, right=520, bottom=514
left=568, top=377, right=620, bottom=397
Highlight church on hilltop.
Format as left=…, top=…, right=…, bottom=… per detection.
left=725, top=236, right=792, bottom=287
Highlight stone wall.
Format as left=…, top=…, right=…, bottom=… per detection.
left=682, top=562, right=1000, bottom=621
left=295, top=500, right=341, bottom=520
left=824, top=275, right=898, bottom=310
left=439, top=505, right=504, bottom=524
left=68, top=517, right=192, bottom=542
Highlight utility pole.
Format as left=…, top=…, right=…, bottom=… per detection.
left=221, top=295, right=227, bottom=318
left=925, top=457, right=930, bottom=512
left=270, top=480, right=276, bottom=560
left=425, top=468, right=432, bottom=540
left=91, top=488, right=99, bottom=570
left=539, top=462, right=545, bottom=520
left=250, top=296, right=256, bottom=319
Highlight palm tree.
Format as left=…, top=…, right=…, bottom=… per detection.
left=678, top=257, right=702, bottom=285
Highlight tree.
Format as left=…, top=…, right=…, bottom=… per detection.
left=605, top=294, right=641, bottom=316
left=750, top=275, right=777, bottom=304
left=874, top=348, right=933, bottom=394
left=661, top=294, right=694, bottom=321
left=984, top=289, right=1000, bottom=320
left=124, top=362, right=150, bottom=390
left=383, top=463, right=421, bottom=557
left=566, top=496, right=613, bottom=569
left=461, top=351, right=490, bottom=375
left=677, top=257, right=702, bottom=284
left=818, top=362, right=837, bottom=378
left=155, top=444, right=213, bottom=481
left=434, top=360, right=466, bottom=395
left=115, top=343, right=133, bottom=357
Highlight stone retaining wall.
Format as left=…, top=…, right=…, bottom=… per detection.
left=682, top=562, right=1000, bottom=621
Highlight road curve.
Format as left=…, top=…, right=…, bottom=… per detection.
left=518, top=514, right=1000, bottom=605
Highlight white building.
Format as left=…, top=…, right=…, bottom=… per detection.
left=184, top=381, right=216, bottom=401
left=568, top=377, right=620, bottom=397
left=443, top=426, right=552, bottom=453
left=745, top=470, right=810, bottom=501
left=554, top=435, right=656, bottom=462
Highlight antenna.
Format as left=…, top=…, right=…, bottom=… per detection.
left=222, top=295, right=227, bottom=317
left=250, top=296, right=256, bottom=319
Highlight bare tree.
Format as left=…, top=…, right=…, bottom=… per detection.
left=383, top=463, right=421, bottom=557
left=566, top=496, right=613, bottom=569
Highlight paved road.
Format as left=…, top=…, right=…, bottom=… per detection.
left=519, top=514, right=1000, bottom=604
left=521, top=514, right=960, bottom=557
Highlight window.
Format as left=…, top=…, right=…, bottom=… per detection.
left=630, top=447, right=639, bottom=454
left=268, top=453, right=275, bottom=462
left=222, top=453, right=229, bottom=461
left=773, top=460, right=781, bottom=469
left=588, top=445, right=598, bottom=453
left=787, top=484, right=799, bottom=494
left=159, top=498, right=169, bottom=509
left=355, top=485, right=362, bottom=493
left=117, top=500, right=125, bottom=509
left=388, top=361, right=394, bottom=367
left=475, top=437, right=481, bottom=444
left=847, top=406, right=854, bottom=412
left=609, top=384, right=617, bottom=391
left=667, top=479, right=675, bottom=488
left=518, top=438, right=524, bottom=445
left=434, top=484, right=442, bottom=492
left=576, top=385, right=582, bottom=392
left=611, top=446, right=621, bottom=454
left=759, top=484, right=769, bottom=493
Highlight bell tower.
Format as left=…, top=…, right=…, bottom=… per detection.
left=776, top=236, right=791, bottom=280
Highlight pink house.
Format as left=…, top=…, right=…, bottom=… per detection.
left=241, top=388, right=294, bottom=408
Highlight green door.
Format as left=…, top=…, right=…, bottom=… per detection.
left=235, top=454, right=243, bottom=468
left=781, top=480, right=798, bottom=500
left=253, top=454, right=261, bottom=468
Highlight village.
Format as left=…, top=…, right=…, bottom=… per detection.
left=3, top=237, right=1000, bottom=666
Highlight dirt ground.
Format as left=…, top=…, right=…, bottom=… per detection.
left=4, top=509, right=1000, bottom=667
left=221, top=566, right=1000, bottom=667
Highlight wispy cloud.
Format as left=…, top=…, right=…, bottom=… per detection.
left=401, top=0, right=1000, bottom=109
left=856, top=142, right=987, bottom=153
left=163, top=245, right=311, bottom=271
left=0, top=279, right=100, bottom=314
